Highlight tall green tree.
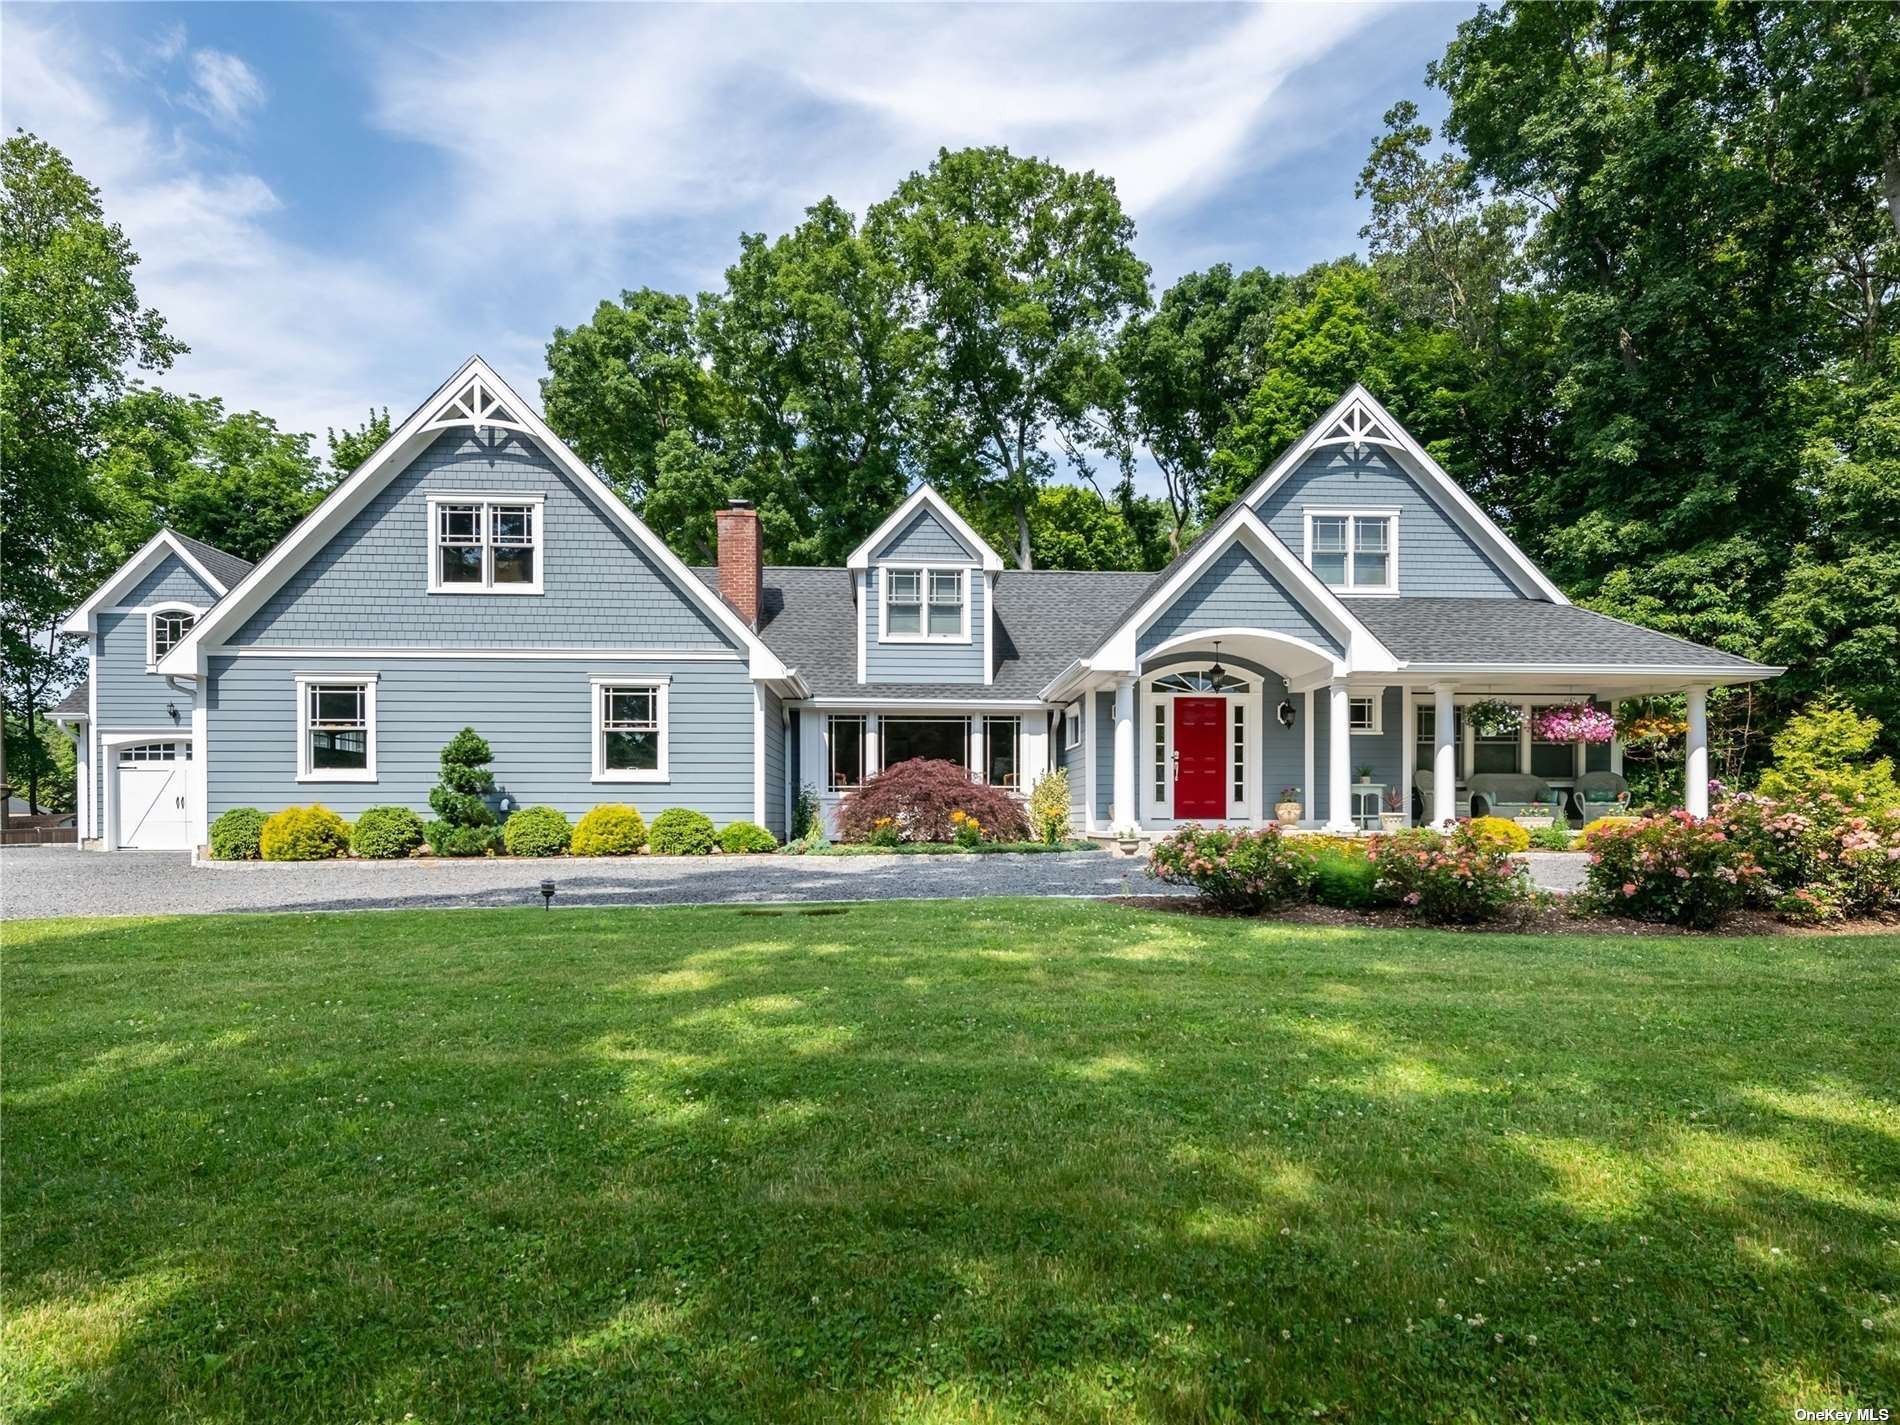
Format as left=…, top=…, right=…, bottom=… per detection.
left=327, top=407, right=391, bottom=479
left=867, top=147, right=1151, bottom=568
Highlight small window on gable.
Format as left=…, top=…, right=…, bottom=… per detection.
left=882, top=565, right=967, bottom=641
left=1305, top=511, right=1397, bottom=594
left=150, top=608, right=195, bottom=665
left=429, top=495, right=543, bottom=594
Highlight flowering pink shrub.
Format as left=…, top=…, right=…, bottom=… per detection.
left=1580, top=811, right=1763, bottom=928
left=1713, top=790, right=1900, bottom=922
left=1148, top=825, right=1316, bottom=913
left=1532, top=703, right=1617, bottom=744
left=1367, top=825, right=1527, bottom=923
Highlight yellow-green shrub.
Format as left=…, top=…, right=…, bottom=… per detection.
left=1466, top=816, right=1531, bottom=853
left=1580, top=815, right=1641, bottom=847
left=571, top=804, right=646, bottom=856
left=260, top=804, right=350, bottom=861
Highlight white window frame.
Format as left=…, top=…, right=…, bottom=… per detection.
left=826, top=714, right=867, bottom=792
left=146, top=605, right=205, bottom=671
left=591, top=676, right=670, bottom=783
left=295, top=674, right=378, bottom=783
left=1302, top=508, right=1399, bottom=595
left=426, top=493, right=546, bottom=595
left=1144, top=668, right=1260, bottom=824
left=1063, top=703, right=1083, bottom=750
left=983, top=715, right=1020, bottom=789
left=1349, top=694, right=1383, bottom=735
left=878, top=563, right=971, bottom=643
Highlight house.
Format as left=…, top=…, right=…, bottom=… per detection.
left=52, top=357, right=1779, bottom=852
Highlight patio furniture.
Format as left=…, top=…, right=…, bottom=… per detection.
left=1466, top=772, right=1557, bottom=820
left=1568, top=771, right=1632, bottom=823
left=1412, top=769, right=1435, bottom=823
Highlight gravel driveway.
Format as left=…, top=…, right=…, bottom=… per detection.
left=1, top=845, right=1591, bottom=921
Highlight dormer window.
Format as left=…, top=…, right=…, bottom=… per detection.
left=880, top=566, right=968, bottom=642
left=427, top=494, right=544, bottom=594
left=1304, top=509, right=1397, bottom=594
left=147, top=607, right=199, bottom=669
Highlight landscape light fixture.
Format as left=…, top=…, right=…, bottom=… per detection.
left=539, top=878, right=555, bottom=912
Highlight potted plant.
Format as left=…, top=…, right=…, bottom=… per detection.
left=1514, top=794, right=1556, bottom=832
left=1531, top=702, right=1617, bottom=744
left=1379, top=788, right=1407, bottom=834
left=1355, top=763, right=1374, bottom=785
left=1274, top=787, right=1303, bottom=825
left=1115, top=825, right=1142, bottom=855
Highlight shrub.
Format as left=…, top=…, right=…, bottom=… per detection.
left=1027, top=767, right=1072, bottom=845
left=1714, top=789, right=1900, bottom=922
left=1148, top=825, right=1316, bottom=913
left=571, top=804, right=647, bottom=856
left=866, top=817, right=901, bottom=848
left=424, top=821, right=500, bottom=857
left=1579, top=815, right=1641, bottom=847
left=837, top=758, right=1030, bottom=843
left=791, top=783, right=823, bottom=842
left=1299, top=839, right=1384, bottom=909
left=1756, top=698, right=1900, bottom=810
left=1579, top=811, right=1762, bottom=929
left=502, top=805, right=571, bottom=857
left=719, top=820, right=778, bottom=854
left=260, top=804, right=350, bottom=862
left=351, top=806, right=424, bottom=859
left=1527, top=825, right=1577, bottom=852
left=427, top=727, right=499, bottom=829
left=649, top=807, right=717, bottom=855
left=1466, top=816, right=1531, bottom=853
left=209, top=807, right=267, bottom=860
left=1368, top=826, right=1526, bottom=924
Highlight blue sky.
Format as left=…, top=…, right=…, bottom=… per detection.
left=2, top=2, right=1473, bottom=485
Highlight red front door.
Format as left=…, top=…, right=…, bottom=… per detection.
left=1173, top=697, right=1227, bottom=819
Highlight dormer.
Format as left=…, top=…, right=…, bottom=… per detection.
left=846, top=485, right=1004, bottom=686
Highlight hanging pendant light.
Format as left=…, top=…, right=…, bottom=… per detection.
left=1206, top=640, right=1226, bottom=684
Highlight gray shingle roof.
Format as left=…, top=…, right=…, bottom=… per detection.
left=168, top=530, right=254, bottom=593
left=51, top=679, right=89, bottom=717
left=1347, top=597, right=1773, bottom=670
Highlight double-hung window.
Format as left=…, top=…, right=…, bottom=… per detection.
left=1305, top=511, right=1397, bottom=594
left=592, top=679, right=667, bottom=781
left=1064, top=704, right=1083, bottom=751
left=297, top=675, right=377, bottom=782
left=881, top=566, right=968, bottom=640
left=428, top=495, right=544, bottom=593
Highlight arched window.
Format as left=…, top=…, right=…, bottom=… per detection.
left=151, top=608, right=195, bottom=661
left=1150, top=670, right=1250, bottom=694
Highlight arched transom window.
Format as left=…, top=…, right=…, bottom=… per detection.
left=1150, top=670, right=1251, bottom=694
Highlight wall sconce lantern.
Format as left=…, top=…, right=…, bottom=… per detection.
left=166, top=701, right=179, bottom=722
left=1277, top=699, right=1296, bottom=729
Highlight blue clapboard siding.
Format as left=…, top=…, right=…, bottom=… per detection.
left=760, top=686, right=786, bottom=838
left=1257, top=692, right=1304, bottom=818
left=863, top=567, right=986, bottom=683
left=1094, top=690, right=1113, bottom=823
left=872, top=506, right=977, bottom=562
left=204, top=655, right=755, bottom=823
left=1138, top=544, right=1341, bottom=656
left=1310, top=685, right=1403, bottom=823
left=229, top=429, right=734, bottom=649
left=1060, top=702, right=1086, bottom=827
left=1252, top=448, right=1519, bottom=598
left=92, top=605, right=199, bottom=831
left=123, top=555, right=220, bottom=607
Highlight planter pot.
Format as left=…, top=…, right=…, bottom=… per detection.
left=1356, top=775, right=1372, bottom=785
left=1514, top=815, right=1555, bottom=831
left=1379, top=812, right=1407, bottom=834
left=1274, top=801, right=1303, bottom=825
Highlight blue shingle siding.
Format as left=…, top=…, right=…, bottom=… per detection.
left=228, top=429, right=735, bottom=649
left=1252, top=449, right=1519, bottom=598
left=204, top=655, right=755, bottom=823
left=123, top=554, right=219, bottom=608
left=863, top=567, right=986, bottom=683
left=1094, top=690, right=1114, bottom=823
left=872, top=506, right=977, bottom=562
left=1138, top=544, right=1341, bottom=657
left=760, top=686, right=786, bottom=838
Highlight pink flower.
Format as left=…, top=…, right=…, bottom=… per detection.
left=1621, top=883, right=1637, bottom=897
left=1403, top=892, right=1421, bottom=906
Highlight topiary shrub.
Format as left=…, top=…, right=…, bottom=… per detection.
left=502, top=805, right=571, bottom=857
left=423, top=821, right=500, bottom=857
left=1465, top=816, right=1531, bottom=853
left=209, top=807, right=267, bottom=860
left=1027, top=767, right=1072, bottom=845
left=423, top=727, right=501, bottom=857
left=649, top=807, right=717, bottom=855
left=571, top=804, right=647, bottom=856
left=260, top=804, right=350, bottom=862
left=1148, top=824, right=1316, bottom=913
left=837, top=758, right=1030, bottom=843
left=718, top=820, right=778, bottom=854
left=351, top=805, right=424, bottom=859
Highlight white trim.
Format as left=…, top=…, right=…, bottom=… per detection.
left=425, top=492, right=546, bottom=596
left=1348, top=692, right=1383, bottom=735
left=855, top=572, right=868, bottom=683
left=190, top=679, right=209, bottom=847
left=60, top=530, right=230, bottom=636
left=846, top=484, right=1004, bottom=573
left=1139, top=662, right=1262, bottom=826
left=877, top=563, right=972, bottom=644
left=752, top=684, right=768, bottom=825
left=157, top=356, right=789, bottom=681
left=100, top=729, right=199, bottom=852
left=204, top=646, right=740, bottom=661
left=295, top=674, right=379, bottom=783
left=1234, top=384, right=1570, bottom=605
left=804, top=696, right=1051, bottom=711
left=1301, top=507, right=1399, bottom=597
left=982, top=572, right=995, bottom=686
left=591, top=675, right=671, bottom=783
left=146, top=604, right=207, bottom=671
left=1399, top=684, right=1416, bottom=826
left=1395, top=662, right=1781, bottom=679
left=1083, top=688, right=1098, bottom=834
left=1303, top=689, right=1315, bottom=824
left=1063, top=702, right=1083, bottom=751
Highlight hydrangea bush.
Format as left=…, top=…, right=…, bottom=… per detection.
left=1148, top=825, right=1316, bottom=913
left=1714, top=790, right=1900, bottom=922
left=1366, top=826, right=1527, bottom=923
left=1579, top=811, right=1762, bottom=929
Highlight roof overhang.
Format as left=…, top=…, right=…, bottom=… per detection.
left=1393, top=663, right=1785, bottom=697
left=155, top=356, right=790, bottom=683
left=59, top=530, right=231, bottom=636
left=845, top=484, right=1004, bottom=573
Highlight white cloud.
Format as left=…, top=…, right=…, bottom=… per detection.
left=183, top=48, right=267, bottom=128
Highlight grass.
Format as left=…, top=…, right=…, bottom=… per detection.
left=2, top=902, right=1896, bottom=1423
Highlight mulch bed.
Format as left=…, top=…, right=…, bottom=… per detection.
left=1109, top=895, right=1899, bottom=938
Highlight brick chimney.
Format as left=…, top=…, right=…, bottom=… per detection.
left=715, top=498, right=762, bottom=629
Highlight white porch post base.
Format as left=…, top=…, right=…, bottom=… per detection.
left=1432, top=682, right=1457, bottom=828
left=1112, top=676, right=1138, bottom=832
left=1685, top=684, right=1710, bottom=818
left=1324, top=679, right=1354, bottom=833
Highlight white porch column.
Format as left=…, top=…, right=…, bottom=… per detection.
left=1326, top=679, right=1353, bottom=833
left=864, top=713, right=880, bottom=781
left=1685, top=685, right=1710, bottom=817
left=1112, top=676, right=1138, bottom=830
left=969, top=715, right=986, bottom=786
left=1399, top=685, right=1416, bottom=825
left=1432, top=682, right=1457, bottom=828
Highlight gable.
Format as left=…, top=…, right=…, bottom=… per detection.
left=872, top=506, right=979, bottom=563
left=226, top=429, right=735, bottom=649
left=122, top=553, right=218, bottom=608
left=1138, top=543, right=1343, bottom=656
left=1252, top=448, right=1520, bottom=598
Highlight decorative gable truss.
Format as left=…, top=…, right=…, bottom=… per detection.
left=1314, top=396, right=1398, bottom=461
left=423, top=373, right=531, bottom=437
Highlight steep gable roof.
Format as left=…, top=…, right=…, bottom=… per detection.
left=59, top=527, right=251, bottom=635
left=846, top=485, right=1004, bottom=572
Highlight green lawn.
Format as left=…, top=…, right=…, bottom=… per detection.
left=3, top=903, right=1896, bottom=1423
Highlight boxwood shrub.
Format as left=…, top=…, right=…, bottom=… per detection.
left=259, top=805, right=350, bottom=862
left=351, top=806, right=424, bottom=859
left=423, top=821, right=501, bottom=857
left=571, top=804, right=647, bottom=856
left=649, top=808, right=718, bottom=856
left=718, top=820, right=778, bottom=854
left=209, top=807, right=267, bottom=860
left=502, top=805, right=571, bottom=857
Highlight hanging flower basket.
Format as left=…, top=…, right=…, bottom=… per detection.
left=1466, top=699, right=1521, bottom=739
left=1624, top=713, right=1687, bottom=744
left=1531, top=702, right=1616, bottom=744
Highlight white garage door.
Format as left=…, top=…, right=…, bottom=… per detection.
left=116, top=742, right=192, bottom=850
